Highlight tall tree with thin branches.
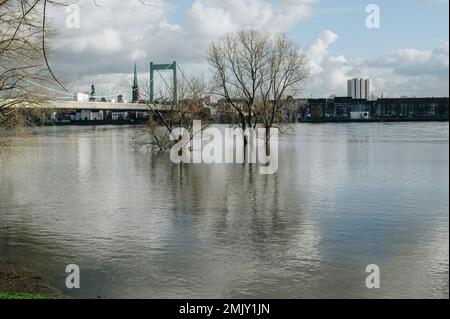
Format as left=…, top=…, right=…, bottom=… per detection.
left=208, top=30, right=309, bottom=151
left=0, top=0, right=66, bottom=150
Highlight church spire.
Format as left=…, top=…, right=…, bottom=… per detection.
left=132, top=62, right=139, bottom=103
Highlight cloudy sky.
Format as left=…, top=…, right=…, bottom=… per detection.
left=47, top=0, right=449, bottom=100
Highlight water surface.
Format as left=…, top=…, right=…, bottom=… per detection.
left=0, top=123, right=448, bottom=298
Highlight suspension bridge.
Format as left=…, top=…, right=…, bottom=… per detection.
left=4, top=61, right=194, bottom=113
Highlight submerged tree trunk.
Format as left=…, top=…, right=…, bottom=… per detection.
left=265, top=126, right=271, bottom=156
left=241, top=115, right=248, bottom=146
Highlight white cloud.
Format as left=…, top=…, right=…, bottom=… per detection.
left=44, top=1, right=448, bottom=100
left=372, top=43, right=449, bottom=77
left=304, top=32, right=449, bottom=98
left=48, top=0, right=182, bottom=96
left=306, top=30, right=338, bottom=74
left=89, top=28, right=123, bottom=52
left=159, top=19, right=181, bottom=31
left=47, top=0, right=317, bottom=98
left=188, top=0, right=317, bottom=36
left=128, top=49, right=147, bottom=62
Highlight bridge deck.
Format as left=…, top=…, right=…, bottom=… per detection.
left=48, top=101, right=168, bottom=111
left=4, top=100, right=169, bottom=111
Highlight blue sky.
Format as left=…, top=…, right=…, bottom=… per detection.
left=295, top=0, right=448, bottom=56
left=50, top=0, right=449, bottom=98
left=163, top=0, right=449, bottom=58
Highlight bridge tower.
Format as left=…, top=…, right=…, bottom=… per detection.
left=149, top=61, right=177, bottom=103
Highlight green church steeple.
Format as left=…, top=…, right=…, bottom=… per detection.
left=132, top=62, right=139, bottom=103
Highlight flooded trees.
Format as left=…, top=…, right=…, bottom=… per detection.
left=136, top=75, right=211, bottom=153
left=207, top=30, right=309, bottom=153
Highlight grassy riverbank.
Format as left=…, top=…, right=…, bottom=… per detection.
left=0, top=259, right=65, bottom=300
left=0, top=292, right=48, bottom=299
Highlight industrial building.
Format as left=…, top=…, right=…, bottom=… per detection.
left=297, top=97, right=449, bottom=122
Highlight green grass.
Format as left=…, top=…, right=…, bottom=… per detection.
left=0, top=292, right=49, bottom=299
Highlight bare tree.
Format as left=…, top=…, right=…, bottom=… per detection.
left=1, top=0, right=154, bottom=152
left=134, top=74, right=210, bottom=153
left=208, top=30, right=308, bottom=151
left=256, top=33, right=308, bottom=154
left=208, top=30, right=269, bottom=145
left=0, top=0, right=68, bottom=152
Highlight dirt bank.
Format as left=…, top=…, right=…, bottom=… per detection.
left=0, top=258, right=66, bottom=299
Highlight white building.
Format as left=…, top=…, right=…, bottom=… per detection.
left=349, top=100, right=371, bottom=120
left=111, top=112, right=129, bottom=120
left=350, top=111, right=370, bottom=120
left=75, top=110, right=91, bottom=121
left=347, top=78, right=371, bottom=100
left=90, top=110, right=104, bottom=121
left=75, top=110, right=104, bottom=121
left=75, top=93, right=90, bottom=102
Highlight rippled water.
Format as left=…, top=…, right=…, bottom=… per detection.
left=0, top=123, right=448, bottom=299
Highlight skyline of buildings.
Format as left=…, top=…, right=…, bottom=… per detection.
left=74, top=64, right=447, bottom=104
